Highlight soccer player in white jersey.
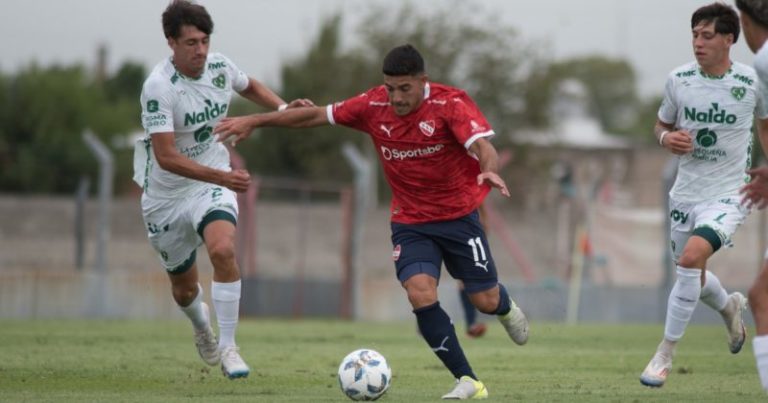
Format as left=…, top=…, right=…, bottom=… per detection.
left=735, top=0, right=768, bottom=393
left=136, top=0, right=311, bottom=379
left=640, top=2, right=768, bottom=388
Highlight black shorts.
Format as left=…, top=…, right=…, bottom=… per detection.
left=390, top=210, right=498, bottom=293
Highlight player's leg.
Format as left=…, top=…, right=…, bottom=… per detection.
left=167, top=261, right=220, bottom=366
left=695, top=199, right=748, bottom=353
left=457, top=280, right=486, bottom=338
left=194, top=186, right=248, bottom=379
left=143, top=195, right=219, bottom=366
left=640, top=229, right=712, bottom=387
left=749, top=255, right=768, bottom=391
left=442, top=210, right=528, bottom=346
left=392, top=223, right=486, bottom=399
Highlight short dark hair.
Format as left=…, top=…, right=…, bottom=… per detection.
left=692, top=2, right=740, bottom=43
left=162, top=0, right=214, bottom=39
left=382, top=44, right=425, bottom=76
left=736, top=0, right=768, bottom=29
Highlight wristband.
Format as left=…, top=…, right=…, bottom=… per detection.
left=658, top=130, right=670, bottom=146
left=277, top=104, right=288, bottom=112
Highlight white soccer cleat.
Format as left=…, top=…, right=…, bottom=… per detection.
left=441, top=375, right=488, bottom=400
left=194, top=302, right=220, bottom=366
left=639, top=352, right=672, bottom=388
left=498, top=300, right=529, bottom=345
left=220, top=345, right=250, bottom=379
left=722, top=292, right=747, bottom=354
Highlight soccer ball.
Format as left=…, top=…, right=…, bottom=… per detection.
left=337, top=348, right=392, bottom=401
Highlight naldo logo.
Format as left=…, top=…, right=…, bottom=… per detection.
left=696, top=128, right=717, bottom=147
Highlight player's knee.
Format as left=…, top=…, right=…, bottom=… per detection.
left=405, top=283, right=437, bottom=308
left=472, top=293, right=499, bottom=314
left=207, top=240, right=235, bottom=267
left=172, top=283, right=198, bottom=306
left=676, top=251, right=706, bottom=269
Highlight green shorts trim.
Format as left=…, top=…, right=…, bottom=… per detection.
left=168, top=249, right=197, bottom=275
left=693, top=226, right=722, bottom=253
left=196, top=210, right=237, bottom=240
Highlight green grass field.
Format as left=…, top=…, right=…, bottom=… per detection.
left=0, top=319, right=764, bottom=402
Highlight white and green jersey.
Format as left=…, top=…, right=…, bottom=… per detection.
left=755, top=43, right=768, bottom=109
left=136, top=52, right=249, bottom=198
left=659, top=61, right=768, bottom=202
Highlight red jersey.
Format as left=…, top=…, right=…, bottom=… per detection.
left=327, top=82, right=495, bottom=224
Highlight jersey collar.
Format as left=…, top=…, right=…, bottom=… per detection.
left=424, top=82, right=431, bottom=100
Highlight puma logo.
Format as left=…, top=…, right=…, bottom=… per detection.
left=475, top=261, right=490, bottom=271
left=431, top=336, right=450, bottom=353
left=380, top=124, right=392, bottom=137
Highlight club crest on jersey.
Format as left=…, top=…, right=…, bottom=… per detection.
left=392, top=244, right=401, bottom=261
left=212, top=74, right=226, bottom=89
left=731, top=86, right=746, bottom=101
left=419, top=120, right=436, bottom=137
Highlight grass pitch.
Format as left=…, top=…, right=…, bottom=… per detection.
left=0, top=319, right=763, bottom=402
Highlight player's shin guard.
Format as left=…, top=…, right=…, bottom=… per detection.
left=664, top=267, right=702, bottom=341
left=180, top=283, right=208, bottom=330
left=754, top=335, right=768, bottom=391
left=414, top=302, right=477, bottom=380
left=212, top=280, right=241, bottom=349
left=700, top=270, right=728, bottom=311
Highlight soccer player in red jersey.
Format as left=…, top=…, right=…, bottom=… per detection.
left=216, top=44, right=529, bottom=399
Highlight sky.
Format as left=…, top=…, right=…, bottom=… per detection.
left=0, top=0, right=755, bottom=98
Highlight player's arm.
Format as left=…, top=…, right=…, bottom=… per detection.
left=469, top=137, right=510, bottom=197
left=151, top=132, right=251, bottom=192
left=237, top=78, right=314, bottom=110
left=655, top=119, right=693, bottom=155
left=743, top=118, right=768, bottom=209
left=215, top=106, right=329, bottom=146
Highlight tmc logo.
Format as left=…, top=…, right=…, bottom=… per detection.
left=696, top=128, right=717, bottom=148
left=670, top=209, right=689, bottom=224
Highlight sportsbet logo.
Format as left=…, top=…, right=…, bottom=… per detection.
left=683, top=103, right=736, bottom=124
left=380, top=144, right=444, bottom=161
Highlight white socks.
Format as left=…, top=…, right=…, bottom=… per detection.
left=754, top=335, right=768, bottom=391
left=664, top=266, right=702, bottom=341
left=212, top=280, right=242, bottom=349
left=179, top=283, right=209, bottom=330
left=699, top=270, right=728, bottom=312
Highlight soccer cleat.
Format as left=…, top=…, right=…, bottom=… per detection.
left=466, top=323, right=487, bottom=338
left=441, top=375, right=488, bottom=400
left=498, top=301, right=529, bottom=345
left=220, top=345, right=250, bottom=379
left=194, top=302, right=220, bottom=366
left=639, top=352, right=672, bottom=387
left=722, top=292, right=747, bottom=354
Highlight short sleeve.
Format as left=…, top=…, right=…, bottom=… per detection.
left=218, top=54, right=249, bottom=92
left=447, top=94, right=494, bottom=149
left=140, top=77, right=175, bottom=135
left=657, top=76, right=678, bottom=124
left=327, top=91, right=372, bottom=132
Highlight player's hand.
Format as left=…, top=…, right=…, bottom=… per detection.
left=215, top=116, right=258, bottom=147
left=286, top=98, right=315, bottom=109
left=222, top=169, right=251, bottom=193
left=662, top=130, right=694, bottom=155
left=741, top=166, right=768, bottom=209
left=477, top=172, right=510, bottom=197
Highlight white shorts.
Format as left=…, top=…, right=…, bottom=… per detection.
left=141, top=185, right=239, bottom=273
left=668, top=195, right=748, bottom=262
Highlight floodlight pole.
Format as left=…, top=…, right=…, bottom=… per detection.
left=83, top=130, right=114, bottom=273
left=342, top=143, right=372, bottom=320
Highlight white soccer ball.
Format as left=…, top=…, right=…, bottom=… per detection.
left=337, top=348, right=392, bottom=401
